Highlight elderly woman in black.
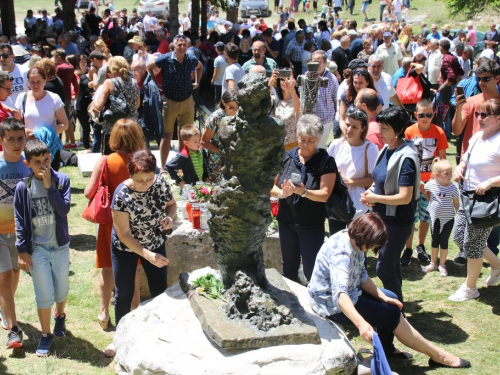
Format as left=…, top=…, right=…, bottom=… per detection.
left=270, top=114, right=337, bottom=283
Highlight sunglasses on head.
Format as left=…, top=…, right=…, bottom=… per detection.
left=476, top=76, right=495, bottom=83
left=0, top=53, right=10, bottom=59
left=474, top=111, right=494, bottom=119
left=174, top=35, right=187, bottom=40
left=347, top=107, right=367, bottom=120
left=352, top=69, right=369, bottom=76
left=417, top=112, right=433, bottom=119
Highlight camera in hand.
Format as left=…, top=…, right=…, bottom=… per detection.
left=278, top=69, right=292, bottom=78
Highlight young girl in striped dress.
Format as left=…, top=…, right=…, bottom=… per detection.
left=422, top=159, right=460, bottom=276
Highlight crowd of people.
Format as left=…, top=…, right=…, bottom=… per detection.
left=0, top=1, right=499, bottom=368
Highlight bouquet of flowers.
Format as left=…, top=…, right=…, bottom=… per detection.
left=190, top=183, right=218, bottom=203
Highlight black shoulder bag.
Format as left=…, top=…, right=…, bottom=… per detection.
left=102, top=78, right=130, bottom=123
left=319, top=154, right=356, bottom=222
left=460, top=138, right=500, bottom=230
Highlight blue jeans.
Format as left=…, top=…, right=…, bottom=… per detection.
left=487, top=226, right=500, bottom=256
left=376, top=223, right=413, bottom=304
left=92, top=122, right=102, bottom=153
left=329, top=288, right=400, bottom=354
left=278, top=222, right=325, bottom=282
left=30, top=243, right=70, bottom=309
left=112, top=244, right=168, bottom=325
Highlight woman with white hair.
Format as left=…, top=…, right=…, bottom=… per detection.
left=270, top=114, right=337, bottom=283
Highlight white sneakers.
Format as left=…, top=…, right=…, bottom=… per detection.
left=449, top=283, right=480, bottom=302
left=485, top=267, right=500, bottom=287
left=422, top=263, right=448, bottom=276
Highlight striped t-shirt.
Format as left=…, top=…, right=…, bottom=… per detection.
left=425, top=179, right=459, bottom=231
left=188, top=149, right=204, bottom=182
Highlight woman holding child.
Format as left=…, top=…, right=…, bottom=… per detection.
left=308, top=213, right=471, bottom=368
left=450, top=98, right=500, bottom=301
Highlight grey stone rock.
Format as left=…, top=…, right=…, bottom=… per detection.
left=114, top=270, right=358, bottom=375
left=188, top=269, right=320, bottom=349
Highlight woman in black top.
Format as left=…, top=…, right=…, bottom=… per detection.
left=238, top=37, right=253, bottom=66
left=36, top=58, right=65, bottom=103
left=75, top=55, right=93, bottom=149
left=270, top=114, right=337, bottom=282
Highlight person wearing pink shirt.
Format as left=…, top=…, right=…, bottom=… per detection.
left=466, top=21, right=476, bottom=47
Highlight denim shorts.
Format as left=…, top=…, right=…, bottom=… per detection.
left=30, top=242, right=70, bottom=309
left=414, top=192, right=431, bottom=223
left=361, top=1, right=369, bottom=12
left=0, top=233, right=19, bottom=273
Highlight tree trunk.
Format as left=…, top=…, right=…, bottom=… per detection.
left=170, top=0, right=180, bottom=37
left=0, top=0, right=16, bottom=39
left=200, top=0, right=208, bottom=39
left=191, top=0, right=200, bottom=39
left=60, top=0, right=77, bottom=32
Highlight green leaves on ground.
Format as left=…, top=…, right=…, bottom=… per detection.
left=192, top=273, right=226, bottom=301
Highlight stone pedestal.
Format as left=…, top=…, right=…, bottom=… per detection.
left=139, top=219, right=281, bottom=299
left=115, top=273, right=358, bottom=375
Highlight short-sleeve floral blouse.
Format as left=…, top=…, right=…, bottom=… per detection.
left=111, top=176, right=173, bottom=252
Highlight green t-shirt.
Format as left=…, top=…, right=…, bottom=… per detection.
left=189, top=149, right=204, bottom=182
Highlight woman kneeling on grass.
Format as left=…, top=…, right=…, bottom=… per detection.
left=308, top=213, right=471, bottom=369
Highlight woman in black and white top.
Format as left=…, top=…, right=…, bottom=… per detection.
left=111, top=149, right=176, bottom=324
left=450, top=99, right=500, bottom=301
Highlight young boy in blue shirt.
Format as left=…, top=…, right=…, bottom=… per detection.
left=0, top=118, right=31, bottom=350
left=14, top=139, right=71, bottom=357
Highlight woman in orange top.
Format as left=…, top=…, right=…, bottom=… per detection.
left=84, top=119, right=146, bottom=333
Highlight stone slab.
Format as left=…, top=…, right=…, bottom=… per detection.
left=114, top=271, right=358, bottom=375
left=77, top=147, right=179, bottom=177
left=189, top=268, right=321, bottom=350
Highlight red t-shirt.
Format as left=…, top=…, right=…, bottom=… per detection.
left=405, top=123, right=448, bottom=182
left=56, top=62, right=77, bottom=104
left=158, top=39, right=170, bottom=54
left=0, top=103, right=11, bottom=151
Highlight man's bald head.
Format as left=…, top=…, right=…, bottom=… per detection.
left=356, top=88, right=380, bottom=113
left=248, top=65, right=267, bottom=75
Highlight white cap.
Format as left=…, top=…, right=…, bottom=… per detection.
left=467, top=20, right=474, bottom=27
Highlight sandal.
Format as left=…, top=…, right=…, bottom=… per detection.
left=98, top=317, right=111, bottom=330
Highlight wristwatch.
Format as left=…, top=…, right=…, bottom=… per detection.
left=301, top=188, right=308, bottom=198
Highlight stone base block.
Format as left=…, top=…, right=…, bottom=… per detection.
left=114, top=271, right=358, bottom=375
left=189, top=268, right=320, bottom=349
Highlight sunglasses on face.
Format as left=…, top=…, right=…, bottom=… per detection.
left=347, top=107, right=368, bottom=120
left=417, top=112, right=433, bottom=119
left=0, top=53, right=10, bottom=59
left=474, top=111, right=494, bottom=119
left=476, top=76, right=495, bottom=83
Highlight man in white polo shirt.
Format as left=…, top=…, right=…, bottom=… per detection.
left=368, top=54, right=402, bottom=110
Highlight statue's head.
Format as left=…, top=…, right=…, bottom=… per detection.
left=237, top=73, right=272, bottom=120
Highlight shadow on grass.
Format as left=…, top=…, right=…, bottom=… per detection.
left=406, top=305, right=469, bottom=344
left=71, top=187, right=85, bottom=195
left=19, top=322, right=112, bottom=367
left=365, top=256, right=426, bottom=282
left=71, top=234, right=96, bottom=252
left=390, top=361, right=431, bottom=375
left=477, top=286, right=500, bottom=315
left=0, top=356, right=15, bottom=374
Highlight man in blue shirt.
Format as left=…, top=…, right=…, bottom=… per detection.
left=147, top=35, right=203, bottom=169
left=392, top=57, right=412, bottom=89
left=56, top=34, right=79, bottom=56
